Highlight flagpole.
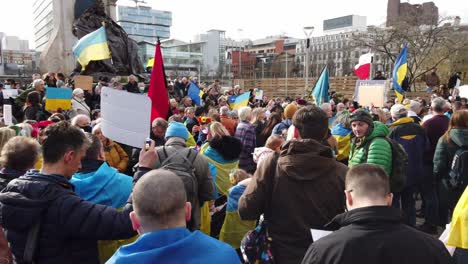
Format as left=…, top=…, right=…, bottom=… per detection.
left=368, top=48, right=373, bottom=80
left=309, top=65, right=326, bottom=98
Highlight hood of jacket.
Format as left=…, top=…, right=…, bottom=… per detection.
left=361, top=121, right=389, bottom=144
left=70, top=162, right=132, bottom=208
left=389, top=117, right=414, bottom=127
left=0, top=171, right=74, bottom=230
left=325, top=206, right=403, bottom=231
left=450, top=129, right=468, bottom=147
left=279, top=139, right=338, bottom=181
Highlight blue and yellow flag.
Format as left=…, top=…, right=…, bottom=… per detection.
left=232, top=92, right=250, bottom=110
left=45, top=88, right=72, bottom=111
left=73, top=26, right=111, bottom=70
left=392, top=46, right=407, bottom=103
left=187, top=82, right=204, bottom=106
left=312, top=66, right=330, bottom=107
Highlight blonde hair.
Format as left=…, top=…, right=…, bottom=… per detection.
left=0, top=128, right=16, bottom=152
left=229, top=169, right=250, bottom=185
left=209, top=122, right=229, bottom=140
left=0, top=136, right=41, bottom=171
left=251, top=108, right=265, bottom=124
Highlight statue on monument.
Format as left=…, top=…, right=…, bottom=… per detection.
left=72, top=0, right=144, bottom=77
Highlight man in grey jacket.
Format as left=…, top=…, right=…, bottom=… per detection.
left=134, top=121, right=214, bottom=231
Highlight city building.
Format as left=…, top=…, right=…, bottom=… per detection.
left=1, top=36, right=29, bottom=51
left=117, top=5, right=172, bottom=43
left=323, top=15, right=367, bottom=34
left=0, top=33, right=38, bottom=75
left=387, top=0, right=438, bottom=27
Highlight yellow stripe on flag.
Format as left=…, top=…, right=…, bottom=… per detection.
left=45, top=99, right=72, bottom=111
left=77, top=42, right=111, bottom=70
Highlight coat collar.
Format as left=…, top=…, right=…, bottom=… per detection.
left=326, top=206, right=403, bottom=230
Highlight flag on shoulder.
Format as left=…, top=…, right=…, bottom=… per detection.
left=188, top=82, right=204, bottom=106
left=392, top=46, right=408, bottom=103
left=312, top=66, right=330, bottom=107
left=73, top=26, right=111, bottom=70
left=147, top=39, right=169, bottom=122
left=354, top=52, right=373, bottom=80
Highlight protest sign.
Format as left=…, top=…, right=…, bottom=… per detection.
left=310, top=229, right=333, bottom=242
left=100, top=87, right=151, bottom=148
left=2, top=89, right=18, bottom=99
left=74, top=75, right=93, bottom=91
left=459, top=85, right=468, bottom=99
left=254, top=88, right=264, bottom=100
left=3, top=105, right=13, bottom=126
left=354, top=80, right=387, bottom=107
left=45, top=88, right=72, bottom=111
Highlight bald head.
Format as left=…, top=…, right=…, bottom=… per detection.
left=132, top=170, right=188, bottom=229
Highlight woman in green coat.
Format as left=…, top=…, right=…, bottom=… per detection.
left=433, top=110, right=468, bottom=225
left=348, top=109, right=392, bottom=177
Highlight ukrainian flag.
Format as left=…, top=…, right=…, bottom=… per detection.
left=232, top=92, right=250, bottom=110
left=187, top=82, right=204, bottom=106
left=45, top=88, right=72, bottom=111
left=312, top=66, right=330, bottom=107
left=73, top=26, right=111, bottom=70
left=392, top=46, right=407, bottom=103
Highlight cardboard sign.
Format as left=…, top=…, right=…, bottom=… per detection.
left=45, top=88, right=73, bottom=111
left=100, top=87, right=151, bottom=148
left=354, top=80, right=387, bottom=107
left=2, top=89, right=18, bottom=99
left=74, top=75, right=93, bottom=91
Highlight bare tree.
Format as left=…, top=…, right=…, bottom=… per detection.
left=353, top=17, right=468, bottom=90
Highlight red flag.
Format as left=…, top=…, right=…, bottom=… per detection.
left=148, top=40, right=169, bottom=122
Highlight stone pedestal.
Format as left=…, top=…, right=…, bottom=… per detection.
left=38, top=0, right=117, bottom=75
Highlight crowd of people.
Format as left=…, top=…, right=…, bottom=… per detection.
left=0, top=71, right=466, bottom=264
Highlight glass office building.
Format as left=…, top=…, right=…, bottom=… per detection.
left=117, top=5, right=172, bottom=44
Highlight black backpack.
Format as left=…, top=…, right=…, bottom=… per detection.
left=365, top=137, right=408, bottom=193
left=158, top=147, right=198, bottom=228
left=447, top=147, right=468, bottom=189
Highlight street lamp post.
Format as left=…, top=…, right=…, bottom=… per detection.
left=303, top=26, right=314, bottom=96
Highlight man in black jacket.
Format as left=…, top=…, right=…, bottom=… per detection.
left=302, top=164, right=451, bottom=264
left=123, top=75, right=140, bottom=93
left=0, top=122, right=137, bottom=264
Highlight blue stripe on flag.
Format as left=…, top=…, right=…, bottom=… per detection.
left=73, top=27, right=108, bottom=58
left=45, top=88, right=73, bottom=100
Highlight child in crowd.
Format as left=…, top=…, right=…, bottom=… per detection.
left=219, top=169, right=256, bottom=256
left=253, top=134, right=284, bottom=167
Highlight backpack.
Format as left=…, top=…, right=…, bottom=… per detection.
left=365, top=137, right=408, bottom=193
left=158, top=147, right=199, bottom=228
left=448, top=147, right=468, bottom=189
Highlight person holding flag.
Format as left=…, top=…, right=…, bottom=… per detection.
left=392, top=46, right=408, bottom=103
left=188, top=77, right=204, bottom=106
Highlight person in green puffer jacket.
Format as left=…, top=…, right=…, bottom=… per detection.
left=348, top=109, right=392, bottom=177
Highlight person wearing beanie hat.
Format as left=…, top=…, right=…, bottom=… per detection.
left=165, top=121, right=189, bottom=141
left=272, top=103, right=297, bottom=135
left=348, top=109, right=392, bottom=179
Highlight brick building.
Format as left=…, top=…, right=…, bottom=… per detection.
left=387, top=0, right=438, bottom=27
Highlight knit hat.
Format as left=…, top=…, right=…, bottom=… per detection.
left=284, top=104, right=298, bottom=119
left=165, top=121, right=188, bottom=141
left=349, top=109, right=373, bottom=126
